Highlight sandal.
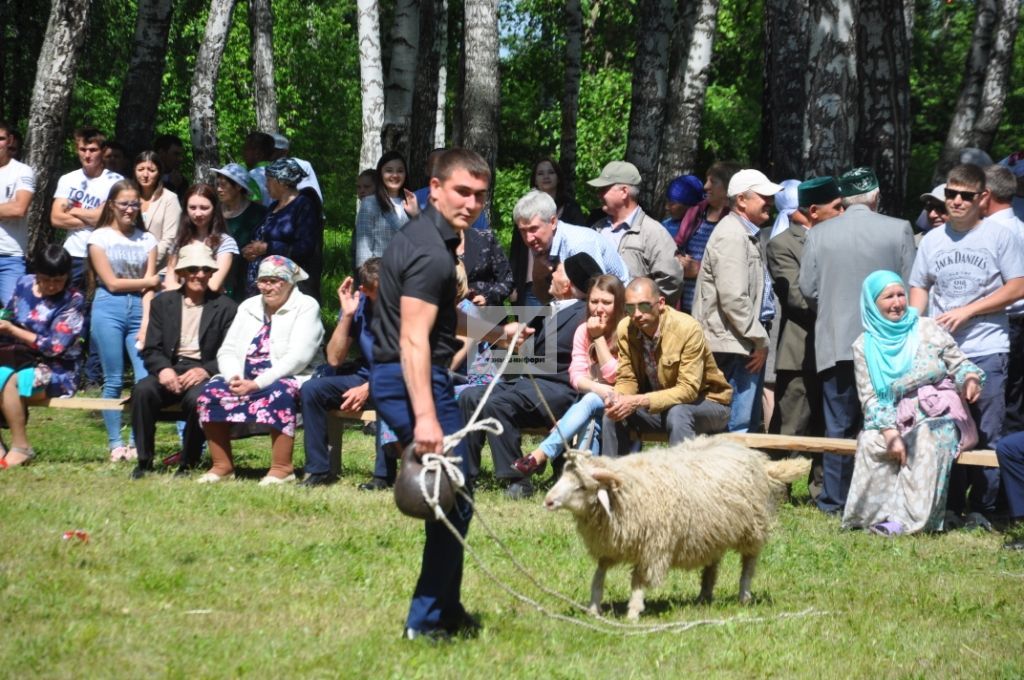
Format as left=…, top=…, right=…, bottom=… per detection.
left=0, top=446, right=35, bottom=469
left=869, top=520, right=905, bottom=537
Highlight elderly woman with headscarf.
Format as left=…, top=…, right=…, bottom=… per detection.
left=843, top=270, right=984, bottom=536
left=195, top=256, right=324, bottom=485
left=242, top=158, right=324, bottom=300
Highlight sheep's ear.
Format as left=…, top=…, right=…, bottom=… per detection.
left=591, top=467, right=623, bottom=490
left=596, top=488, right=613, bottom=519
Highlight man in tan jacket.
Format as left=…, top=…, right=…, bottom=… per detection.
left=603, top=277, right=731, bottom=456
left=693, top=169, right=781, bottom=433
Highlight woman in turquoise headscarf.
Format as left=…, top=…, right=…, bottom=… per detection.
left=843, top=270, right=984, bottom=536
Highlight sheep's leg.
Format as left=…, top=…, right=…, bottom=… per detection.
left=588, top=560, right=609, bottom=616
left=626, top=568, right=646, bottom=620
left=738, top=554, right=758, bottom=604
left=697, top=560, right=719, bottom=605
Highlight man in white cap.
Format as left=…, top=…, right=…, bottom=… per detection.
left=693, top=168, right=780, bottom=433
left=589, top=161, right=683, bottom=306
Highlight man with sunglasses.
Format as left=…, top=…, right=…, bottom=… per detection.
left=129, top=244, right=237, bottom=479
left=910, top=163, right=1024, bottom=526
left=603, top=277, right=732, bottom=455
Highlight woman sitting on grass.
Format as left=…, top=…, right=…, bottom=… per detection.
left=0, top=245, right=85, bottom=468
left=195, top=255, right=323, bottom=485
left=843, top=270, right=983, bottom=536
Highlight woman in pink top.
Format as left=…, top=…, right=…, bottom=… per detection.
left=514, top=275, right=625, bottom=476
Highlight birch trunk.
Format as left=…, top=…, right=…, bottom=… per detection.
left=357, top=0, right=384, bottom=171
left=115, top=0, right=175, bottom=156
left=249, top=0, right=278, bottom=134
left=856, top=0, right=911, bottom=215
left=626, top=0, right=674, bottom=213
left=381, top=0, right=420, bottom=158
left=657, top=0, right=719, bottom=195
left=461, top=0, right=500, bottom=173
left=409, top=0, right=444, bottom=187
left=434, top=0, right=448, bottom=151
left=24, top=0, right=92, bottom=253
left=802, top=0, right=858, bottom=178
left=973, top=0, right=1020, bottom=150
left=762, top=0, right=808, bottom=180
left=189, top=0, right=236, bottom=181
left=560, top=0, right=583, bottom=199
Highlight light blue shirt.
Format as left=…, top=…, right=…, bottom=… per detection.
left=550, top=221, right=630, bottom=284
left=735, top=212, right=776, bottom=323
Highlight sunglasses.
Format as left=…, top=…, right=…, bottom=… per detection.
left=943, top=188, right=979, bottom=202
left=624, top=302, right=656, bottom=315
left=183, top=266, right=216, bottom=274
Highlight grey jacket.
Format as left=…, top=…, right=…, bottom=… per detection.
left=602, top=208, right=684, bottom=306
left=798, top=204, right=916, bottom=372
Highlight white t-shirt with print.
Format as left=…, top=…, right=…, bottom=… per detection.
left=910, top=218, right=1024, bottom=357
left=53, top=168, right=123, bottom=257
left=87, top=227, right=157, bottom=285
left=0, top=158, right=35, bottom=256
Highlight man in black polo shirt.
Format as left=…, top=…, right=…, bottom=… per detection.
left=371, top=148, right=490, bottom=642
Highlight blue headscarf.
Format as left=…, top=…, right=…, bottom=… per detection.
left=860, top=270, right=919, bottom=404
left=769, top=179, right=801, bottom=240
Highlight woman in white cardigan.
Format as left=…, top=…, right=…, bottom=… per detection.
left=196, top=255, right=324, bottom=485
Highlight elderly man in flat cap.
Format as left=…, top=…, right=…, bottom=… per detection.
left=589, top=161, right=684, bottom=306
left=799, top=166, right=916, bottom=515
left=765, top=177, right=844, bottom=500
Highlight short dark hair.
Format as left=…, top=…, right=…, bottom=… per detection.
left=433, top=148, right=491, bottom=184
left=103, top=139, right=126, bottom=154
left=153, top=133, right=184, bottom=152
left=706, top=161, right=743, bottom=189
left=358, top=257, right=382, bottom=288
left=947, top=163, right=986, bottom=191
left=244, top=131, right=275, bottom=160
left=0, top=120, right=13, bottom=136
left=73, top=125, right=105, bottom=145
left=33, top=243, right=73, bottom=277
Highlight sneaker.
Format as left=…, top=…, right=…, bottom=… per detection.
left=123, top=446, right=138, bottom=462
left=109, top=446, right=128, bottom=462
left=299, top=472, right=339, bottom=487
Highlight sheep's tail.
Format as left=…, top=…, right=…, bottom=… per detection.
left=764, top=457, right=812, bottom=484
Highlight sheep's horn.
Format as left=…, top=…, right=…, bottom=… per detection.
left=591, top=468, right=622, bottom=489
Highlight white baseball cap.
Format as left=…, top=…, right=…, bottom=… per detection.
left=727, top=169, right=783, bottom=197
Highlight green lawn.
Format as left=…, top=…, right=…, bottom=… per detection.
left=1, top=407, right=1022, bottom=678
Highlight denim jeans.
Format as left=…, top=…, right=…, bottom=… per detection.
left=714, top=352, right=765, bottom=433
left=0, top=255, right=25, bottom=305
left=537, top=391, right=605, bottom=459
left=91, top=288, right=147, bottom=448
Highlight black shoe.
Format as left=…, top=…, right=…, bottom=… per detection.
left=358, top=477, right=391, bottom=491
left=964, top=512, right=994, bottom=532
left=1003, top=536, right=1024, bottom=550
left=504, top=479, right=534, bottom=500
left=173, top=467, right=193, bottom=478
left=402, top=626, right=451, bottom=644
left=441, top=608, right=482, bottom=639
left=299, top=472, right=339, bottom=487
left=130, top=464, right=153, bottom=480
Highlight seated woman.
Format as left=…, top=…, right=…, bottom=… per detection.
left=0, top=245, right=86, bottom=468
left=513, top=272, right=625, bottom=476
left=843, top=270, right=983, bottom=536
left=196, top=255, right=324, bottom=485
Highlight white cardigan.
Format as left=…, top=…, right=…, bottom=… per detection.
left=215, top=286, right=325, bottom=389
left=142, top=187, right=181, bottom=269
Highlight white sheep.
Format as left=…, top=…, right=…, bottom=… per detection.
left=543, top=436, right=810, bottom=620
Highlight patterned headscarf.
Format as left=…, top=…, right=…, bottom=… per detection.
left=265, top=158, right=308, bottom=187
left=860, top=270, right=920, bottom=404
left=257, top=255, right=308, bottom=283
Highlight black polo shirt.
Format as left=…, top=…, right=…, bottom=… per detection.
left=372, top=206, right=461, bottom=366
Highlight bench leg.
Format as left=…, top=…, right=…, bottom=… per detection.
left=327, top=416, right=343, bottom=476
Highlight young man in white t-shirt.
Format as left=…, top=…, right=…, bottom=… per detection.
left=910, top=163, right=1024, bottom=524
left=0, top=120, right=34, bottom=304
left=50, top=126, right=123, bottom=290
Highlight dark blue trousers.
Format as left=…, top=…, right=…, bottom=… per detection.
left=818, top=362, right=861, bottom=513
left=947, top=352, right=1005, bottom=515
left=299, top=367, right=372, bottom=476
left=995, top=431, right=1024, bottom=520
left=371, top=361, right=473, bottom=633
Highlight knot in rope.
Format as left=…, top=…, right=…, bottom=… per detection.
left=418, top=452, right=466, bottom=520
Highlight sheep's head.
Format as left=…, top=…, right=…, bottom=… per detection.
left=544, top=452, right=622, bottom=519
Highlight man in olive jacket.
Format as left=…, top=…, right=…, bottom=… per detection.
left=603, top=277, right=732, bottom=455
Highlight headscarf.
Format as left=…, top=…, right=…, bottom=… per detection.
left=769, top=179, right=801, bottom=240
left=860, top=270, right=920, bottom=404
left=257, top=255, right=309, bottom=284
left=265, top=157, right=308, bottom=187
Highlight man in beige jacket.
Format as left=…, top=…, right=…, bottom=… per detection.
left=693, top=169, right=781, bottom=432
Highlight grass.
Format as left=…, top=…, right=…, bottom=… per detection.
left=1, top=407, right=1023, bottom=678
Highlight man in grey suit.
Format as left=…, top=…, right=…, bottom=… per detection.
left=799, top=167, right=917, bottom=514
left=767, top=177, right=844, bottom=501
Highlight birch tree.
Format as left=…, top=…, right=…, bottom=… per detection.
left=24, top=0, right=92, bottom=251
left=409, top=0, right=446, bottom=187
left=433, top=0, right=448, bottom=154
left=357, top=0, right=384, bottom=171
left=189, top=0, right=237, bottom=180
left=249, top=0, right=278, bottom=134
left=381, top=0, right=420, bottom=158
left=114, top=0, right=175, bottom=156
left=762, top=0, right=808, bottom=180
left=461, top=0, right=500, bottom=174
left=560, top=0, right=583, bottom=199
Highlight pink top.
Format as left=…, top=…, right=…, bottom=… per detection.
left=569, top=322, right=618, bottom=391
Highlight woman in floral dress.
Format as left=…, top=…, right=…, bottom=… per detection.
left=196, top=256, right=323, bottom=485
left=843, top=270, right=984, bottom=536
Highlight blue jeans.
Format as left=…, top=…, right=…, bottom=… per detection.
left=370, top=361, right=473, bottom=633
left=714, top=352, right=765, bottom=433
left=537, top=391, right=604, bottom=459
left=91, top=289, right=147, bottom=448
left=818, top=362, right=861, bottom=513
left=0, top=255, right=25, bottom=305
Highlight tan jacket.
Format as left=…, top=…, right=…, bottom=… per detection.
left=142, top=187, right=181, bottom=270
left=692, top=212, right=769, bottom=355
left=614, top=307, right=732, bottom=413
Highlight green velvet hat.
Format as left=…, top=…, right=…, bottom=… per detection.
left=797, top=176, right=841, bottom=208
left=838, top=167, right=879, bottom=197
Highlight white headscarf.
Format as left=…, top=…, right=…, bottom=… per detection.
left=769, top=179, right=801, bottom=240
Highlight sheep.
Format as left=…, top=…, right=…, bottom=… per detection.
left=543, top=436, right=810, bottom=620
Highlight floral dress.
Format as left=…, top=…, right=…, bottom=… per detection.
left=843, top=317, right=984, bottom=534
left=196, top=322, right=301, bottom=436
